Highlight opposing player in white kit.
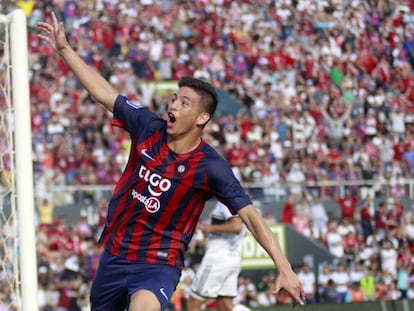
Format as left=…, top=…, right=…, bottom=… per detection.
left=187, top=201, right=249, bottom=311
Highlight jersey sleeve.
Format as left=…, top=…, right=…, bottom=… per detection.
left=208, top=157, right=252, bottom=215
left=112, top=95, right=160, bottom=138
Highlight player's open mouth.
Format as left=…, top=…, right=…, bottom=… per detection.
left=167, top=112, right=176, bottom=126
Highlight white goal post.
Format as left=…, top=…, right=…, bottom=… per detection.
left=0, top=9, right=38, bottom=311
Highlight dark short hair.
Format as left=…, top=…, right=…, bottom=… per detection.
left=178, top=76, right=218, bottom=122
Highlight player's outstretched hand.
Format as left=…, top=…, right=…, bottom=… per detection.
left=37, top=12, right=70, bottom=55
left=274, top=269, right=305, bottom=307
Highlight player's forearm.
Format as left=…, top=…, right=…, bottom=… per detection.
left=239, top=205, right=292, bottom=271
left=207, top=218, right=242, bottom=234
left=251, top=221, right=292, bottom=271
left=59, top=45, right=118, bottom=112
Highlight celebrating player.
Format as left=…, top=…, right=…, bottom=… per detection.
left=37, top=12, right=305, bottom=311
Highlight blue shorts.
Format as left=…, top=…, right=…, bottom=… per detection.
left=90, top=250, right=181, bottom=311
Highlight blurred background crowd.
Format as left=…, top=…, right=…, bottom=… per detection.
left=1, top=0, right=414, bottom=310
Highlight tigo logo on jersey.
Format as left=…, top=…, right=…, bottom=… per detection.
left=139, top=165, right=172, bottom=196
left=131, top=165, right=172, bottom=213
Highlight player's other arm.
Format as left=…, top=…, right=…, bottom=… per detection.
left=37, top=12, right=118, bottom=112
left=238, top=204, right=305, bottom=306
left=200, top=216, right=242, bottom=234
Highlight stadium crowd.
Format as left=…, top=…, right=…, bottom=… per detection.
left=1, top=0, right=414, bottom=310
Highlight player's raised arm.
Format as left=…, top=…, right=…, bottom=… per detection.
left=238, top=204, right=305, bottom=306
left=37, top=12, right=118, bottom=112
left=199, top=216, right=243, bottom=234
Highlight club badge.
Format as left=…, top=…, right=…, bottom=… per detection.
left=176, top=163, right=190, bottom=176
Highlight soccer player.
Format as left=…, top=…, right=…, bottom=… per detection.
left=187, top=201, right=247, bottom=311
left=37, top=12, right=305, bottom=311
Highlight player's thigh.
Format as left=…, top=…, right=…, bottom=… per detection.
left=186, top=295, right=205, bottom=311
left=90, top=253, right=128, bottom=310
left=127, top=263, right=180, bottom=311
left=216, top=296, right=234, bottom=311
left=129, top=289, right=160, bottom=311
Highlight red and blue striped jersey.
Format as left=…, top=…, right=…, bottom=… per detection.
left=99, top=95, right=252, bottom=270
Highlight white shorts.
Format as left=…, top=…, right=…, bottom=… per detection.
left=190, top=253, right=241, bottom=299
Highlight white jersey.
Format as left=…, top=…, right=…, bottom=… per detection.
left=204, top=201, right=247, bottom=257
left=190, top=202, right=246, bottom=299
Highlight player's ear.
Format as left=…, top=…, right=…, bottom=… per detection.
left=197, top=112, right=211, bottom=127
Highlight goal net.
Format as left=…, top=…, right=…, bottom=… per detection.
left=0, top=9, right=38, bottom=311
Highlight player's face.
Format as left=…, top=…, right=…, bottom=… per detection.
left=166, top=86, right=208, bottom=136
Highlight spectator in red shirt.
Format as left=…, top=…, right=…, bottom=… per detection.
left=359, top=195, right=374, bottom=241
left=386, top=200, right=404, bottom=235
left=282, top=194, right=297, bottom=225
left=374, top=201, right=388, bottom=239
left=336, top=189, right=358, bottom=223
